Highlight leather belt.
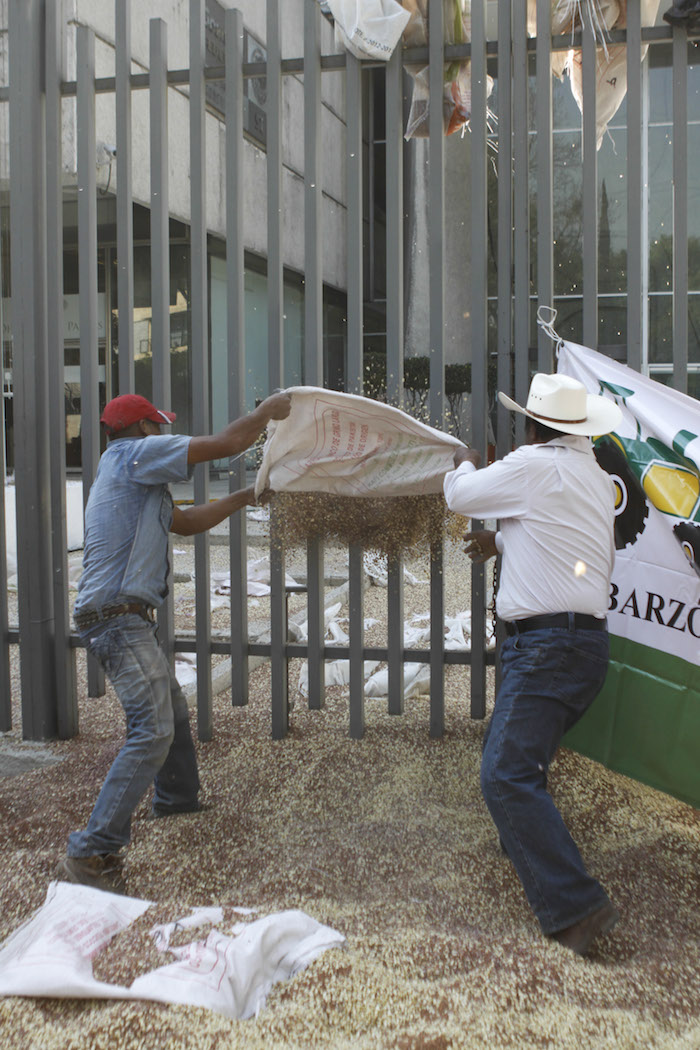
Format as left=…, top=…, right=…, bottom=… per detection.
left=74, top=603, right=156, bottom=630
left=505, top=613, right=606, bottom=636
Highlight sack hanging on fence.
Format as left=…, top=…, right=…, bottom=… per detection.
left=254, top=387, right=464, bottom=500
left=326, top=0, right=410, bottom=61
left=401, top=0, right=493, bottom=139
left=529, top=0, right=662, bottom=150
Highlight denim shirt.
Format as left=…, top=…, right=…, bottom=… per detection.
left=75, top=433, right=192, bottom=613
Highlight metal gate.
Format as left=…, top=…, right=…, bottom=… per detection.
left=1, top=0, right=697, bottom=742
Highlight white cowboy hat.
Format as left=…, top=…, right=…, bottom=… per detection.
left=498, top=373, right=622, bottom=436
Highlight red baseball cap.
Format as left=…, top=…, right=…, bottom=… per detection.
left=100, top=394, right=176, bottom=432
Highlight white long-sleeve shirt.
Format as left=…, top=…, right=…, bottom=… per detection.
left=443, top=436, right=616, bottom=621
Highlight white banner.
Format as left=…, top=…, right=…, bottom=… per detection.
left=558, top=341, right=700, bottom=666
left=255, top=387, right=463, bottom=500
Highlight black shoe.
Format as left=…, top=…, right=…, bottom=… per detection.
left=551, top=902, right=620, bottom=956
left=56, top=853, right=126, bottom=895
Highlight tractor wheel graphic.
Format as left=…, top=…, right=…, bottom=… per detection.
left=673, top=522, right=700, bottom=578
left=594, top=440, right=649, bottom=550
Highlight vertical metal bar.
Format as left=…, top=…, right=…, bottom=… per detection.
left=641, top=59, right=651, bottom=376
left=348, top=544, right=365, bottom=739
left=493, top=0, right=514, bottom=696
left=512, top=0, right=529, bottom=445
left=302, top=0, right=323, bottom=353
left=367, top=74, right=377, bottom=302
left=267, top=0, right=284, bottom=392
left=496, top=0, right=513, bottom=463
left=77, top=24, right=105, bottom=701
left=427, top=535, right=443, bottom=738
left=428, top=0, right=445, bottom=429
left=8, top=0, right=58, bottom=736
left=386, top=552, right=404, bottom=716
left=226, top=7, right=249, bottom=708
left=581, top=15, right=598, bottom=348
left=47, top=0, right=77, bottom=736
left=150, top=19, right=175, bottom=671
left=190, top=0, right=213, bottom=738
left=385, top=44, right=405, bottom=715
left=626, top=2, right=642, bottom=372
left=304, top=0, right=325, bottom=710
left=103, top=245, right=114, bottom=404
left=267, top=0, right=288, bottom=739
left=0, top=218, right=9, bottom=730
left=116, top=0, right=135, bottom=393
left=536, top=1, right=553, bottom=374
left=427, top=0, right=445, bottom=737
left=469, top=0, right=488, bottom=721
left=385, top=47, right=404, bottom=407
left=270, top=503, right=289, bottom=739
left=346, top=51, right=365, bottom=738
left=672, top=28, right=688, bottom=394
left=346, top=53, right=363, bottom=393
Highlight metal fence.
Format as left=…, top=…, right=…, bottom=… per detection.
left=2, top=0, right=697, bottom=743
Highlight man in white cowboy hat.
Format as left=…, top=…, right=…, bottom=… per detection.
left=443, top=372, right=623, bottom=957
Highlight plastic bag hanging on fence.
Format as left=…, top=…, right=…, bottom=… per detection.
left=326, top=0, right=411, bottom=61
left=402, top=0, right=493, bottom=140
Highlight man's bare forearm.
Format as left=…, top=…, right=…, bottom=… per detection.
left=187, top=392, right=291, bottom=465
left=170, top=489, right=255, bottom=536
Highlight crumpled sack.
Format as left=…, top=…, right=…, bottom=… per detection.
left=254, top=387, right=463, bottom=501
left=528, top=0, right=662, bottom=150
left=326, top=0, right=410, bottom=60
left=0, top=882, right=345, bottom=1021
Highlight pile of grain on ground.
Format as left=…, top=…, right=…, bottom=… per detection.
left=1, top=535, right=699, bottom=1050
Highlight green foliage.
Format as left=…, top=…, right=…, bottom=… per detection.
left=361, top=352, right=498, bottom=442
left=445, top=363, right=471, bottom=396
left=363, top=351, right=387, bottom=401
left=404, top=355, right=430, bottom=391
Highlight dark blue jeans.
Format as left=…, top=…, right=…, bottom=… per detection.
left=68, top=614, right=200, bottom=858
left=481, top=625, right=611, bottom=935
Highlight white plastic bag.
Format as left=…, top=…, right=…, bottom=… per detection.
left=327, top=0, right=410, bottom=61
left=402, top=0, right=494, bottom=139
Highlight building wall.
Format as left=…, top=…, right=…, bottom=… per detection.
left=57, top=0, right=349, bottom=289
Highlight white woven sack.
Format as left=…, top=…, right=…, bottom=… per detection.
left=327, top=0, right=410, bottom=61
left=255, top=387, right=464, bottom=500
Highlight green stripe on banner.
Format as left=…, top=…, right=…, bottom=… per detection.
left=563, top=636, right=700, bottom=809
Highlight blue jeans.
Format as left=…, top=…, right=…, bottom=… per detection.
left=68, top=614, right=200, bottom=858
left=481, top=625, right=611, bottom=935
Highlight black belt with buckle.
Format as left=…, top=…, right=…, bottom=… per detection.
left=74, top=603, right=155, bottom=630
left=505, top=613, right=606, bottom=636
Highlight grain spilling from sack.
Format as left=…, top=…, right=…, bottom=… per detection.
left=270, top=493, right=468, bottom=556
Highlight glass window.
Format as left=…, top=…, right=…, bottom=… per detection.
left=120, top=242, right=192, bottom=434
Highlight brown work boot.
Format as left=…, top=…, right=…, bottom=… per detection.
left=551, top=901, right=620, bottom=956
left=56, top=853, right=127, bottom=895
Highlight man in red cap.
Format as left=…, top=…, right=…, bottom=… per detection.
left=58, top=390, right=291, bottom=893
